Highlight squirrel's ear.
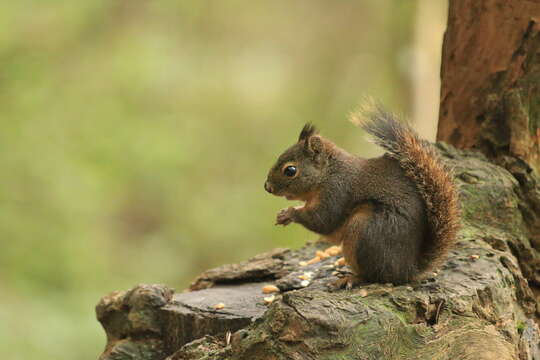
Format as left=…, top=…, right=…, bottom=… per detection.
left=305, top=135, right=323, bottom=155
left=298, top=123, right=318, bottom=141
left=299, top=123, right=322, bottom=156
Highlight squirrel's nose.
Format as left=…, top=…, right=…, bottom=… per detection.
left=264, top=181, right=274, bottom=194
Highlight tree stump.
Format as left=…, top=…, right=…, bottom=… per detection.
left=96, top=144, right=540, bottom=360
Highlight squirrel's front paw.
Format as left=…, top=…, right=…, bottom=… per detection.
left=276, top=207, right=295, bottom=226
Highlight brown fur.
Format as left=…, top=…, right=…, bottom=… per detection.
left=399, top=131, right=460, bottom=274
left=291, top=190, right=320, bottom=212
left=326, top=203, right=373, bottom=275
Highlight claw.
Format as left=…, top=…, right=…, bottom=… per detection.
left=276, top=207, right=294, bottom=226
left=331, top=275, right=362, bottom=290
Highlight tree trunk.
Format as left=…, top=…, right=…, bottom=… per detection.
left=438, top=0, right=540, bottom=295
left=96, top=1, right=540, bottom=359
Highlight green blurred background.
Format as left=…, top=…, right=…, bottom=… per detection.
left=0, top=1, right=447, bottom=358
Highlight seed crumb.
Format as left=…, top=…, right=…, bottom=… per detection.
left=214, top=303, right=225, bottom=310
left=316, top=250, right=330, bottom=259
left=262, top=285, right=280, bottom=294
left=324, top=246, right=342, bottom=256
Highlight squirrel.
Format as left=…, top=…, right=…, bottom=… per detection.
left=264, top=104, right=459, bottom=286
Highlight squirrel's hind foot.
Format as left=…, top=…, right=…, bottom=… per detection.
left=330, top=274, right=363, bottom=290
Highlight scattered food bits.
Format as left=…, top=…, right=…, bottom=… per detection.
left=470, top=254, right=480, bottom=260
left=324, top=246, right=342, bottom=256
left=300, top=280, right=310, bottom=287
left=299, top=261, right=308, bottom=267
left=298, top=272, right=313, bottom=281
left=263, top=295, right=276, bottom=305
left=316, top=250, right=330, bottom=259
left=334, top=257, right=346, bottom=267
left=358, top=289, right=368, bottom=297
left=406, top=286, right=413, bottom=291
left=262, top=285, right=280, bottom=294
left=307, top=256, right=321, bottom=265
left=214, top=303, right=225, bottom=310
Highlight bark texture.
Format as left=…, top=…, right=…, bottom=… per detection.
left=438, top=0, right=540, bottom=298
left=96, top=145, right=540, bottom=360
left=438, top=0, right=540, bottom=163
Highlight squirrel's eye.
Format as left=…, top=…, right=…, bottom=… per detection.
left=283, top=165, right=297, bottom=177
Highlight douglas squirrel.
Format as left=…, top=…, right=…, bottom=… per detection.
left=264, top=104, right=459, bottom=287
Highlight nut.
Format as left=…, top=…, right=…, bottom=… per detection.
left=214, top=303, right=225, bottom=310
left=324, top=246, right=342, bottom=256
left=263, top=295, right=276, bottom=305
left=316, top=250, right=330, bottom=259
left=300, top=280, right=310, bottom=287
left=298, top=272, right=313, bottom=281
left=262, top=285, right=280, bottom=294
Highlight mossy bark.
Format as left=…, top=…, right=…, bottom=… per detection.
left=96, top=145, right=540, bottom=360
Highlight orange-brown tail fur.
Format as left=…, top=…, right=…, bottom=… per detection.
left=351, top=104, right=460, bottom=274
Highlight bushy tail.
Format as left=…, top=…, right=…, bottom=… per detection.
left=351, top=103, right=460, bottom=273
